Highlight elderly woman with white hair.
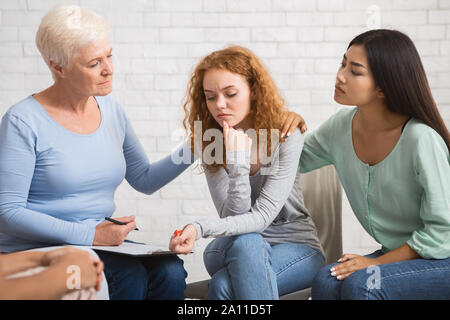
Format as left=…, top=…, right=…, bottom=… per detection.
left=0, top=5, right=192, bottom=300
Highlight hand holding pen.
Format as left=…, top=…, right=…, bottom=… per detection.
left=169, top=225, right=197, bottom=254
left=93, top=215, right=138, bottom=246
left=105, top=217, right=139, bottom=231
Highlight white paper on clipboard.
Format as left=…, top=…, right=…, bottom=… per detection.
left=89, top=240, right=174, bottom=256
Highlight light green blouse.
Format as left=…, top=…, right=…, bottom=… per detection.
left=300, top=107, right=450, bottom=259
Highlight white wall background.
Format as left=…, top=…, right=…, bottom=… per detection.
left=0, top=0, right=449, bottom=283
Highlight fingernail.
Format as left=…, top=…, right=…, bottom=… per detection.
left=330, top=267, right=335, bottom=271
left=331, top=272, right=336, bottom=276
left=337, top=276, right=343, bottom=280
left=337, top=259, right=342, bottom=262
left=286, top=132, right=291, bottom=137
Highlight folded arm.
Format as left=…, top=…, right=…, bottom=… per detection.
left=194, top=130, right=304, bottom=239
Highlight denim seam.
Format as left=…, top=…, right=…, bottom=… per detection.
left=263, top=241, right=276, bottom=300
left=379, top=266, right=450, bottom=281
left=275, top=250, right=323, bottom=277
left=204, top=249, right=227, bottom=255
left=107, top=273, right=116, bottom=298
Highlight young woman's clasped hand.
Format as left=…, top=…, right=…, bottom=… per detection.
left=223, top=121, right=253, bottom=154
left=169, top=224, right=197, bottom=254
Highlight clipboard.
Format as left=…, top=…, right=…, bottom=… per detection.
left=90, top=240, right=175, bottom=257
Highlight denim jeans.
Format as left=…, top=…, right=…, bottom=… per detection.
left=94, top=250, right=187, bottom=300
left=311, top=249, right=450, bottom=300
left=203, top=233, right=325, bottom=300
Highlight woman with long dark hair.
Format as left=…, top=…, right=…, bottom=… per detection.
left=301, top=29, right=450, bottom=299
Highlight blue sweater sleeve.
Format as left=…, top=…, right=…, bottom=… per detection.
left=0, top=113, right=95, bottom=247
left=123, top=113, right=194, bottom=194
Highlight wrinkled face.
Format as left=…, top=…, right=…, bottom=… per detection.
left=63, top=37, right=113, bottom=97
left=203, top=68, right=252, bottom=129
left=334, top=44, right=382, bottom=107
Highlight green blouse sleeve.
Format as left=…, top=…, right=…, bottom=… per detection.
left=406, top=130, right=450, bottom=259
left=299, top=111, right=340, bottom=173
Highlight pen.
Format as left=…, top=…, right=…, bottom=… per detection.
left=105, top=217, right=139, bottom=231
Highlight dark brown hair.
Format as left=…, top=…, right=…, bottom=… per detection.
left=349, top=29, right=450, bottom=152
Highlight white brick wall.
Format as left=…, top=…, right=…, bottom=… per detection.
left=1, top=0, right=449, bottom=283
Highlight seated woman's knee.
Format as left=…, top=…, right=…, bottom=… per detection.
left=340, top=269, right=379, bottom=300
left=207, top=268, right=233, bottom=300
left=156, top=255, right=187, bottom=284
left=121, top=259, right=148, bottom=283
left=228, top=233, right=267, bottom=256
left=311, top=263, right=339, bottom=299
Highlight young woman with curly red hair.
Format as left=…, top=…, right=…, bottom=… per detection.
left=169, top=46, right=325, bottom=300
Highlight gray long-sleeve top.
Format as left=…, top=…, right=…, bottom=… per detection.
left=193, top=129, right=323, bottom=255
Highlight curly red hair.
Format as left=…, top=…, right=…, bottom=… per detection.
left=183, top=46, right=287, bottom=171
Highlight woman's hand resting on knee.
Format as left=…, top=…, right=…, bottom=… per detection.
left=330, top=245, right=420, bottom=280
left=330, top=254, right=379, bottom=280
left=169, top=224, right=197, bottom=254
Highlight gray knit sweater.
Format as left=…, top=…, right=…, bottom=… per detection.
left=193, top=129, right=324, bottom=255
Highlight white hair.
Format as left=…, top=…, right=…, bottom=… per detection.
left=36, top=5, right=110, bottom=78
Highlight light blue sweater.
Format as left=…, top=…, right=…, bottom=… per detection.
left=0, top=95, right=192, bottom=252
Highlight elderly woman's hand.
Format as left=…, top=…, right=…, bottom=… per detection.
left=93, top=215, right=137, bottom=246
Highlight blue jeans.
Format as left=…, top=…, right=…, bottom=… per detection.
left=94, top=250, right=187, bottom=300
left=203, top=233, right=325, bottom=300
left=311, top=249, right=450, bottom=300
